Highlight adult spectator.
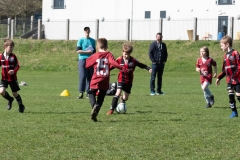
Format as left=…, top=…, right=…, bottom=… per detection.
left=76, top=27, right=96, bottom=99
left=149, top=32, right=168, bottom=95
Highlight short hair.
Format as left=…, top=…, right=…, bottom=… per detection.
left=156, top=32, right=162, bottom=36
left=4, top=39, right=14, bottom=47
left=122, top=42, right=133, bottom=54
left=200, top=46, right=209, bottom=57
left=97, top=38, right=108, bottom=49
left=220, top=35, right=232, bottom=47
left=84, top=27, right=90, bottom=31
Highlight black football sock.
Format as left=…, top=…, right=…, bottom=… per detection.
left=229, top=92, right=237, bottom=112
left=110, top=96, right=119, bottom=110
left=15, top=94, right=23, bottom=106
left=3, top=91, right=13, bottom=101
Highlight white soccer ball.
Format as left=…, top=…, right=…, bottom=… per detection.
left=116, top=103, right=127, bottom=113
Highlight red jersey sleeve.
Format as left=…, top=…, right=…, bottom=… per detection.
left=108, top=53, right=122, bottom=70
left=85, top=55, right=96, bottom=69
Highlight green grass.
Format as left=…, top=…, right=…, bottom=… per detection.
left=0, top=39, right=240, bottom=159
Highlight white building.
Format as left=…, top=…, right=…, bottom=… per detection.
left=42, top=0, right=240, bottom=40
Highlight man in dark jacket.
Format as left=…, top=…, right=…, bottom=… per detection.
left=149, top=32, right=168, bottom=95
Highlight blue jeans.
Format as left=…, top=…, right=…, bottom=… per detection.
left=78, top=59, right=93, bottom=93
left=150, top=63, right=165, bottom=93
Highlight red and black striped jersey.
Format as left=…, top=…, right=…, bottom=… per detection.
left=0, top=52, right=19, bottom=82
left=217, top=49, right=240, bottom=84
left=196, top=57, right=216, bottom=84
left=114, top=56, right=151, bottom=85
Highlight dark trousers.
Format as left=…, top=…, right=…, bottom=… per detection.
left=78, top=59, right=93, bottom=93
left=150, top=63, right=165, bottom=93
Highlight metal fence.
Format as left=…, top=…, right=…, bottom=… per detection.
left=2, top=17, right=240, bottom=41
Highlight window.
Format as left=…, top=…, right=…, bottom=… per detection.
left=145, top=11, right=151, bottom=19
left=160, top=11, right=166, bottom=18
left=217, top=0, right=233, bottom=5
left=53, top=0, right=64, bottom=9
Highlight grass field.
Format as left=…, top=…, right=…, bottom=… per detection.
left=0, top=39, right=240, bottom=159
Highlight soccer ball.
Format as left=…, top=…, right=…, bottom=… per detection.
left=116, top=103, right=127, bottom=113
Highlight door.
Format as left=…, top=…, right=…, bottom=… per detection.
left=218, top=16, right=228, bottom=36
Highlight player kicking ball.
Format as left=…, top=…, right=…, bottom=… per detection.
left=107, top=42, right=152, bottom=115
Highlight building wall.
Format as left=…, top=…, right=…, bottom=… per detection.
left=42, top=0, right=240, bottom=40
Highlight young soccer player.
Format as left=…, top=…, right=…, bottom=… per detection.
left=0, top=39, right=25, bottom=113
left=85, top=38, right=124, bottom=122
left=107, top=42, right=152, bottom=115
left=196, top=46, right=217, bottom=108
left=216, top=35, right=240, bottom=118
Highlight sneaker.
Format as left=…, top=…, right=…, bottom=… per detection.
left=107, top=110, right=114, bottom=115
left=91, top=104, right=99, bottom=122
left=156, top=91, right=165, bottom=95
left=19, top=105, right=25, bottom=113
left=210, top=95, right=214, bottom=106
left=150, top=92, right=155, bottom=96
left=229, top=111, right=238, bottom=118
left=7, top=97, right=14, bottom=110
left=77, top=93, right=83, bottom=99
left=205, top=103, right=212, bottom=108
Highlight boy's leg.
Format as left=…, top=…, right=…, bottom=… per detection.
left=228, top=90, right=238, bottom=118
left=88, top=89, right=97, bottom=108
left=0, top=81, right=14, bottom=110
left=91, top=90, right=107, bottom=122
left=108, top=89, right=122, bottom=115
left=96, top=89, right=107, bottom=114
left=10, top=82, right=25, bottom=113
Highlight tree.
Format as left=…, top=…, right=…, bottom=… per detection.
left=0, top=0, right=42, bottom=19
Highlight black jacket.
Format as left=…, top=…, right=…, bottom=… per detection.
left=149, top=41, right=168, bottom=63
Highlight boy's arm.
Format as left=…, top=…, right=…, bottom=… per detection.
left=108, top=54, right=122, bottom=70
left=136, top=60, right=151, bottom=71
left=12, top=55, right=19, bottom=74
left=85, top=55, right=95, bottom=69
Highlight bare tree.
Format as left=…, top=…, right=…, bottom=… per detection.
left=0, top=0, right=42, bottom=18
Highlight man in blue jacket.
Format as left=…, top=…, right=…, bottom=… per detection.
left=149, top=32, right=168, bottom=95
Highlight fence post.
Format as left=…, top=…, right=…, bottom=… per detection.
left=193, top=17, right=197, bottom=41
left=7, top=18, right=11, bottom=39
left=126, top=19, right=130, bottom=41
left=38, top=19, right=42, bottom=40
left=31, top=15, right=34, bottom=30
left=66, top=19, right=69, bottom=40
left=23, top=23, right=26, bottom=35
left=95, top=19, right=99, bottom=40
left=229, top=17, right=234, bottom=39
left=11, top=19, right=15, bottom=39
left=159, top=18, right=163, bottom=33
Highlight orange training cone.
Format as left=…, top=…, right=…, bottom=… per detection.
left=60, top=90, right=70, bottom=96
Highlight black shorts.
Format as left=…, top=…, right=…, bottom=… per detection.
left=0, top=80, right=20, bottom=92
left=227, top=83, right=240, bottom=93
left=117, top=82, right=132, bottom=94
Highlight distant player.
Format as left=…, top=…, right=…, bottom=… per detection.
left=0, top=39, right=25, bottom=113
left=196, top=46, right=217, bottom=108
left=107, top=42, right=152, bottom=115
left=85, top=38, right=124, bottom=122
left=216, top=35, right=240, bottom=118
